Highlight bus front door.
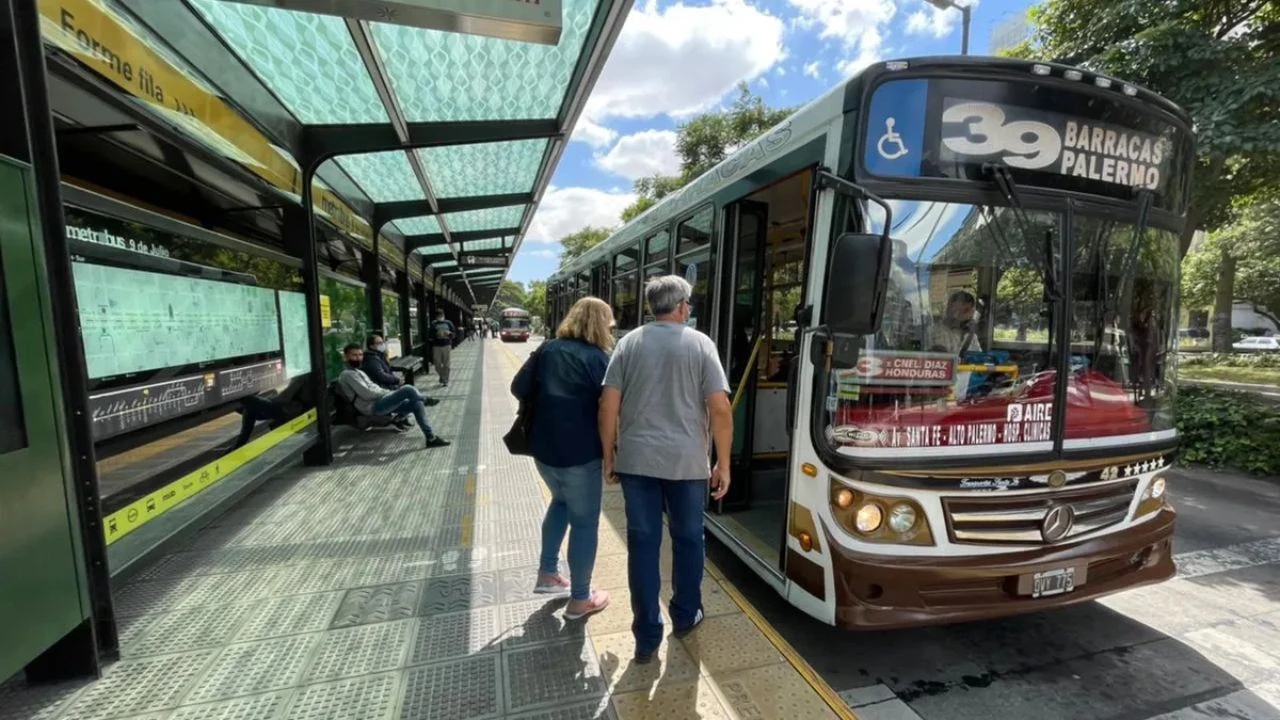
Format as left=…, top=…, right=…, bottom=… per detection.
left=713, top=169, right=816, bottom=572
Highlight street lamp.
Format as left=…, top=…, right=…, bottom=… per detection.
left=925, top=0, right=972, bottom=55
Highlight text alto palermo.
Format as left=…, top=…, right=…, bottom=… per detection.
left=1060, top=122, right=1167, bottom=190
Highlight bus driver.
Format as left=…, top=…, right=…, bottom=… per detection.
left=928, top=289, right=982, bottom=357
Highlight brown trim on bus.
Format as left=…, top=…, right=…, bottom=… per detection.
left=786, top=548, right=826, bottom=602
left=822, top=507, right=1175, bottom=630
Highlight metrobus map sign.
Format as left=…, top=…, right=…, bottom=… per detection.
left=860, top=76, right=1191, bottom=212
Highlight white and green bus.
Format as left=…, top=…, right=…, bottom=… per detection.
left=548, top=56, right=1194, bottom=629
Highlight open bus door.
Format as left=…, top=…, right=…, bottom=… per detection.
left=710, top=168, right=817, bottom=573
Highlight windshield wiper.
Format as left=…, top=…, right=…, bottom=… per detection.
left=1115, top=190, right=1154, bottom=324
left=985, top=163, right=1061, bottom=301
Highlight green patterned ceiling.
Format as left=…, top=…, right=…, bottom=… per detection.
left=417, top=140, right=547, bottom=198
left=371, top=0, right=599, bottom=122
left=442, top=206, right=526, bottom=234
left=393, top=216, right=442, bottom=237
left=431, top=259, right=458, bottom=268
left=188, top=1, right=388, bottom=125
left=334, top=151, right=424, bottom=203
left=463, top=238, right=508, bottom=252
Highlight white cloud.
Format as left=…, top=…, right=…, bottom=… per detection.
left=525, top=185, right=636, bottom=246
left=570, top=117, right=618, bottom=148
left=803, top=60, right=821, bottom=79
left=595, top=129, right=681, bottom=181
left=582, top=0, right=786, bottom=122
left=905, top=6, right=957, bottom=38
left=787, top=0, right=893, bottom=74
left=527, top=249, right=558, bottom=259
left=775, top=66, right=787, bottom=76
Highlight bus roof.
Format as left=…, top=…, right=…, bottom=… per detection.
left=549, top=55, right=1190, bottom=284
left=501, top=307, right=529, bottom=315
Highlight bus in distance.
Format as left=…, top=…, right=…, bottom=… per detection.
left=500, top=307, right=531, bottom=342
left=547, top=57, right=1194, bottom=629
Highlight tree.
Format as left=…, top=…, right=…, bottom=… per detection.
left=526, top=280, right=547, bottom=320
left=492, top=279, right=527, bottom=316
left=558, top=226, right=612, bottom=267
left=619, top=83, right=794, bottom=221
left=1182, top=193, right=1280, bottom=333
left=1014, top=0, right=1280, bottom=350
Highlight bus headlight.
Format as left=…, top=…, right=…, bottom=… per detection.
left=888, top=503, right=917, bottom=534
left=830, top=478, right=934, bottom=546
left=855, top=504, right=883, bottom=533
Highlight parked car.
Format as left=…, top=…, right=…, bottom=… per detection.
left=1231, top=336, right=1280, bottom=352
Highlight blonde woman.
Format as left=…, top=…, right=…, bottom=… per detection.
left=511, top=296, right=615, bottom=619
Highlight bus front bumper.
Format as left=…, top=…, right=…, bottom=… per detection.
left=827, top=507, right=1175, bottom=630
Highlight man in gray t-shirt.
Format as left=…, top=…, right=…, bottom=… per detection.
left=599, top=275, right=733, bottom=663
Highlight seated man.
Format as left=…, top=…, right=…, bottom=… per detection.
left=233, top=373, right=308, bottom=449
left=361, top=334, right=438, bottom=406
left=339, top=343, right=450, bottom=448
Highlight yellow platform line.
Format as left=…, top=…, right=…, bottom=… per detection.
left=498, top=339, right=856, bottom=719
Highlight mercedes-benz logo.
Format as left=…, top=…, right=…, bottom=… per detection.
left=1041, top=505, right=1074, bottom=542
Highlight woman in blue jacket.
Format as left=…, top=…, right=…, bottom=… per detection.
left=511, top=296, right=614, bottom=619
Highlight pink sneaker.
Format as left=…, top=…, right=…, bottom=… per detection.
left=563, top=590, right=610, bottom=620
left=533, top=573, right=570, bottom=594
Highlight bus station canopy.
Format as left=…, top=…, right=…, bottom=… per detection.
left=47, top=0, right=630, bottom=306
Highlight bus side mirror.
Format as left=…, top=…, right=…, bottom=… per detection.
left=823, top=232, right=891, bottom=336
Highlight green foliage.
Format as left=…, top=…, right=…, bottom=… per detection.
left=1180, top=193, right=1280, bottom=325
left=619, top=83, right=793, bottom=223
left=1178, top=351, right=1280, bottom=368
left=558, top=225, right=613, bottom=267
left=490, top=280, right=528, bottom=320
left=526, top=280, right=547, bottom=320
left=1021, top=0, right=1280, bottom=235
left=1175, top=386, right=1280, bottom=475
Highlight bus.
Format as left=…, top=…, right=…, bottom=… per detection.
left=500, top=307, right=532, bottom=342
left=547, top=57, right=1193, bottom=629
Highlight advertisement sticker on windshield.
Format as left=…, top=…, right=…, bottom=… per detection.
left=839, top=351, right=955, bottom=387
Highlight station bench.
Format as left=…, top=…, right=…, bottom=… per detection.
left=389, top=354, right=424, bottom=386
left=327, top=380, right=401, bottom=431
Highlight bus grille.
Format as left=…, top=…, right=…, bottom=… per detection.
left=942, top=480, right=1140, bottom=545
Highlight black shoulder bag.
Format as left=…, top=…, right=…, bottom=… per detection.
left=503, top=343, right=547, bottom=456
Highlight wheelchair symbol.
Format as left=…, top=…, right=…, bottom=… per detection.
left=877, top=118, right=909, bottom=160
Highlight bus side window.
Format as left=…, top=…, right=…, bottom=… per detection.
left=675, top=206, right=714, bottom=334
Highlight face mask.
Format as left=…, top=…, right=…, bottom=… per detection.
left=374, top=343, right=385, bottom=352
left=347, top=359, right=362, bottom=368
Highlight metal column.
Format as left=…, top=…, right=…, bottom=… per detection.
left=2, top=0, right=115, bottom=676
left=286, top=195, right=333, bottom=466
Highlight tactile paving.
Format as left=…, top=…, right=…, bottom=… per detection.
left=287, top=672, right=400, bottom=720
left=499, top=598, right=584, bottom=647
left=507, top=700, right=614, bottom=720
left=592, top=630, right=700, bottom=695
left=58, top=650, right=217, bottom=719
left=0, top=677, right=90, bottom=720
left=407, top=607, right=502, bottom=664
left=399, top=654, right=503, bottom=720
left=610, top=680, right=732, bottom=720
left=331, top=581, right=422, bottom=628
left=167, top=690, right=292, bottom=720
left=503, top=640, right=607, bottom=713
left=235, top=591, right=345, bottom=641
left=717, top=662, right=838, bottom=720
left=417, top=573, right=498, bottom=615
left=182, top=635, right=317, bottom=704
left=430, top=546, right=496, bottom=577
left=303, top=618, right=414, bottom=682
left=125, top=603, right=254, bottom=656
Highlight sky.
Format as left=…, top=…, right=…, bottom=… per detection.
left=506, top=0, right=1038, bottom=286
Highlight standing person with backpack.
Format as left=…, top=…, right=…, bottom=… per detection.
left=430, top=310, right=455, bottom=387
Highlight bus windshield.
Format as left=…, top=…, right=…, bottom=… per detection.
left=502, top=317, right=530, bottom=330
left=822, top=199, right=1178, bottom=458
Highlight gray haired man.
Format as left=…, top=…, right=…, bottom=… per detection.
left=599, top=275, right=733, bottom=664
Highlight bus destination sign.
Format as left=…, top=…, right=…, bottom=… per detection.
left=861, top=77, right=1188, bottom=208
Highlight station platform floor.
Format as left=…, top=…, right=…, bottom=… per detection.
left=1, top=340, right=853, bottom=720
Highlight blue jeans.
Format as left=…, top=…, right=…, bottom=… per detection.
left=535, top=456, right=604, bottom=597
left=535, top=459, right=603, bottom=601
left=372, top=386, right=433, bottom=440
left=619, top=474, right=706, bottom=654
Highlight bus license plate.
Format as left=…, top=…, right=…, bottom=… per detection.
left=1022, top=567, right=1077, bottom=598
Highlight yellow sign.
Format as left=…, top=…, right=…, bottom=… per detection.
left=40, top=0, right=373, bottom=246
left=319, top=294, right=332, bottom=328
left=103, top=409, right=317, bottom=545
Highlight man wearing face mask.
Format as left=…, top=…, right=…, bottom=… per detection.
left=361, top=334, right=439, bottom=405
left=339, top=343, right=450, bottom=448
